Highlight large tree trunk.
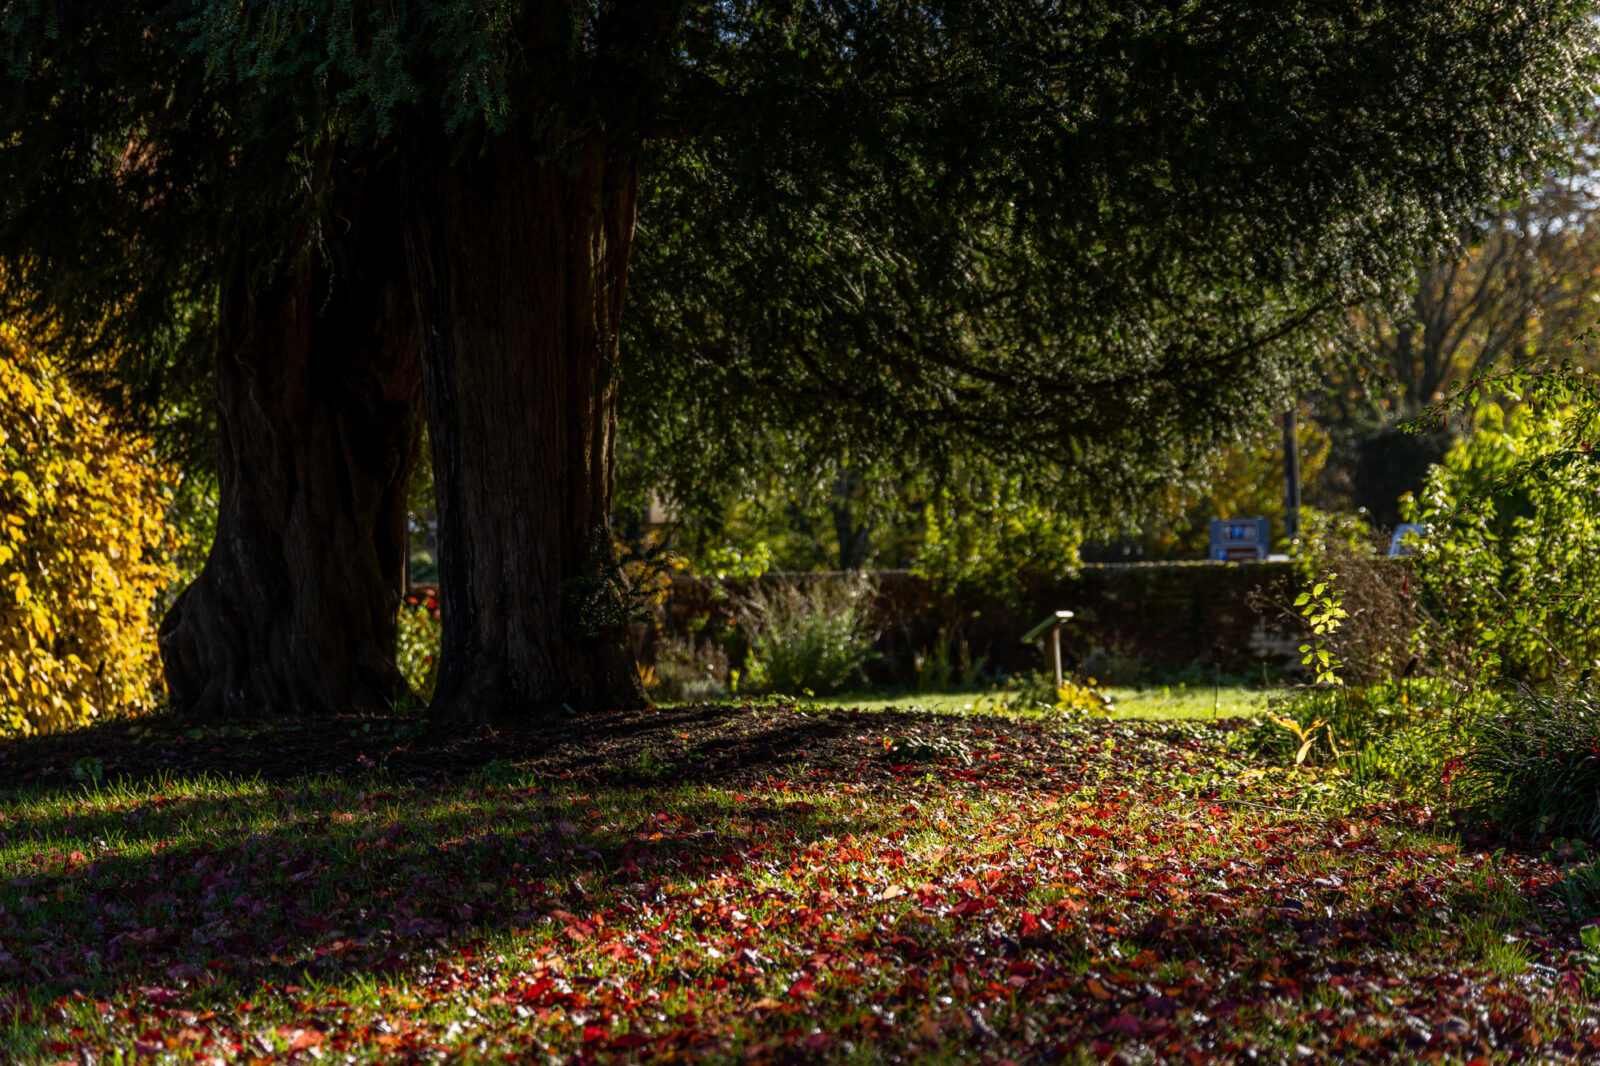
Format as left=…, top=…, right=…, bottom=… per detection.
left=159, top=171, right=423, bottom=720
left=402, top=126, right=648, bottom=721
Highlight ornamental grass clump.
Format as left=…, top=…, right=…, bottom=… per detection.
left=739, top=576, right=876, bottom=696
left=1459, top=683, right=1600, bottom=839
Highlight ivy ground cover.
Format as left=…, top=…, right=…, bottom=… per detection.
left=1, top=703, right=1597, bottom=1063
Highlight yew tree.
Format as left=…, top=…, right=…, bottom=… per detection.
left=3, top=1, right=1596, bottom=721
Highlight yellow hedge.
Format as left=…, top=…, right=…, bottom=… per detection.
left=0, top=323, right=175, bottom=735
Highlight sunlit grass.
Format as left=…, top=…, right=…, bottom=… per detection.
left=824, top=684, right=1272, bottom=720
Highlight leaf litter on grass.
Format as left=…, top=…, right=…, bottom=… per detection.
left=1, top=703, right=1598, bottom=1063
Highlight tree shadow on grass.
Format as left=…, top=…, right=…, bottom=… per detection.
left=9, top=790, right=1555, bottom=1063
left=0, top=701, right=1092, bottom=803
left=1, top=782, right=876, bottom=1001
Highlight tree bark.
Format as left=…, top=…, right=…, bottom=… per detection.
left=159, top=169, right=423, bottom=720
left=402, top=126, right=648, bottom=721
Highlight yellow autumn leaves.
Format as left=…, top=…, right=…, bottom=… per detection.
left=0, top=321, right=175, bottom=735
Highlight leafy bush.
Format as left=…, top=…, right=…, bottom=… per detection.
left=397, top=593, right=442, bottom=704
left=1544, top=839, right=1600, bottom=926
left=0, top=324, right=175, bottom=735
left=1249, top=679, right=1467, bottom=789
left=739, top=576, right=876, bottom=695
left=1249, top=509, right=1416, bottom=686
left=1403, top=402, right=1600, bottom=683
left=1002, top=670, right=1117, bottom=714
left=695, top=541, right=775, bottom=582
left=914, top=478, right=1081, bottom=607
left=912, top=627, right=989, bottom=694
left=1456, top=683, right=1600, bottom=839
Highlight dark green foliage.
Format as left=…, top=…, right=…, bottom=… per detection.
left=621, top=1, right=1600, bottom=526
left=739, top=577, right=877, bottom=696
left=1459, top=684, right=1600, bottom=839
left=0, top=3, right=222, bottom=461
left=6, top=2, right=1594, bottom=522
left=1404, top=401, right=1600, bottom=683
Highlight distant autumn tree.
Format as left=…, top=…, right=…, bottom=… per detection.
left=1332, top=126, right=1600, bottom=424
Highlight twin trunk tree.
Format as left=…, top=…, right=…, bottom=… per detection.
left=161, top=4, right=676, bottom=721
left=164, top=126, right=653, bottom=720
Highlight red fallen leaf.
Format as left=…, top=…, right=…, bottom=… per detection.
left=788, top=977, right=817, bottom=998
left=609, top=1032, right=651, bottom=1049
left=582, top=1024, right=608, bottom=1043
left=1103, top=1013, right=1143, bottom=1037
left=285, top=1028, right=324, bottom=1051
left=67, top=850, right=87, bottom=867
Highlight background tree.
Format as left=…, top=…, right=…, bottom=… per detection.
left=1314, top=123, right=1600, bottom=523
left=621, top=1, right=1599, bottom=582
left=1080, top=415, right=1332, bottom=562
left=5, top=1, right=1597, bottom=721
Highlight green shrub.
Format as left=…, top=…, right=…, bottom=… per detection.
left=912, top=627, right=989, bottom=694
left=1544, top=839, right=1600, bottom=925
left=0, top=323, right=176, bottom=735
left=1250, top=679, right=1468, bottom=787
left=914, top=477, right=1081, bottom=607
left=650, top=633, right=731, bottom=703
left=1456, top=683, right=1600, bottom=839
left=1403, top=402, right=1600, bottom=683
left=740, top=576, right=876, bottom=696
left=1270, top=509, right=1415, bottom=686
left=1001, top=670, right=1116, bottom=714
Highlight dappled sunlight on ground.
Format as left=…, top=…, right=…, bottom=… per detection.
left=1, top=703, right=1596, bottom=1062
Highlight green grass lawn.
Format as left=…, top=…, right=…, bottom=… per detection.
left=1, top=701, right=1596, bottom=1063
left=824, top=683, right=1273, bottom=720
